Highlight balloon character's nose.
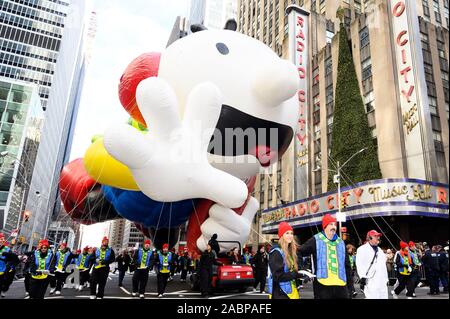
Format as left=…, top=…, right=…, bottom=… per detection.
left=252, top=59, right=299, bottom=106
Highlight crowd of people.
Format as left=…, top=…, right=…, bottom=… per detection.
left=265, top=215, right=449, bottom=299
left=1, top=218, right=448, bottom=300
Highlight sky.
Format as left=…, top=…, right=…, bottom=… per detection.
left=71, top=0, right=190, bottom=248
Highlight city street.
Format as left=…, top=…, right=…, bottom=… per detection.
left=3, top=272, right=448, bottom=300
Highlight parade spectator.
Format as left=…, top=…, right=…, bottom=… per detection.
left=229, top=247, right=241, bottom=265
left=386, top=249, right=395, bottom=276
left=356, top=230, right=388, bottom=299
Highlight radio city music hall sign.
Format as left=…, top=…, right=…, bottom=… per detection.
left=262, top=179, right=448, bottom=224
left=288, top=6, right=310, bottom=199
left=392, top=1, right=419, bottom=135
left=389, top=0, right=431, bottom=179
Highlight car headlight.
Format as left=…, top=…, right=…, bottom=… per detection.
left=222, top=272, right=228, bottom=276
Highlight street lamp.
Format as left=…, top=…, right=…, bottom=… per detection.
left=313, top=147, right=367, bottom=238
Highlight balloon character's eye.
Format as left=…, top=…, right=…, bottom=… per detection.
left=216, top=43, right=229, bottom=55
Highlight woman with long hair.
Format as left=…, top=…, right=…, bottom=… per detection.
left=268, top=222, right=302, bottom=299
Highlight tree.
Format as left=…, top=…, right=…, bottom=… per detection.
left=327, top=23, right=382, bottom=191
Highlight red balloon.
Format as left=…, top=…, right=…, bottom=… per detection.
left=118, top=52, right=161, bottom=127
left=59, top=159, right=119, bottom=225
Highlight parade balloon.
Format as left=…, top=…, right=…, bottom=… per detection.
left=61, top=20, right=299, bottom=253
left=59, top=159, right=121, bottom=225
left=83, top=137, right=139, bottom=191
left=118, top=52, right=161, bottom=127
left=101, top=186, right=198, bottom=228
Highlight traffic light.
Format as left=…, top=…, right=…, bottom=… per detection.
left=24, top=211, right=31, bottom=222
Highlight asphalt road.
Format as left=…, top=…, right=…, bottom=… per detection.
left=2, top=271, right=449, bottom=300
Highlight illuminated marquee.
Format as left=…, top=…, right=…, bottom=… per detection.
left=261, top=178, right=449, bottom=232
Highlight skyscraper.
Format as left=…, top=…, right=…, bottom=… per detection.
left=0, top=78, right=43, bottom=241
left=18, top=0, right=89, bottom=249
left=0, top=0, right=71, bottom=108
left=188, top=0, right=238, bottom=31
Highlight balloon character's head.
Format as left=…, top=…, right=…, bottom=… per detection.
left=119, top=22, right=299, bottom=179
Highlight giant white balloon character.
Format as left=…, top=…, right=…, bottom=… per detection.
left=71, top=21, right=300, bottom=253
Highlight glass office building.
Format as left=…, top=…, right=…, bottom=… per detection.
left=0, top=0, right=70, bottom=108
left=0, top=78, right=43, bottom=239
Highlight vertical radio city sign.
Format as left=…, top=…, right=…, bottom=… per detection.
left=287, top=5, right=310, bottom=200
left=389, top=0, right=435, bottom=179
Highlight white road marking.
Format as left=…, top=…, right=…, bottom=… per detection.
left=75, top=295, right=134, bottom=299
left=208, top=293, right=246, bottom=299
left=108, top=276, right=112, bottom=281
left=120, top=286, right=131, bottom=295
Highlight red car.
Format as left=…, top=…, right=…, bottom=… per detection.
left=190, top=242, right=255, bottom=293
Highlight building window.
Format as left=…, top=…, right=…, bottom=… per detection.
left=312, top=67, right=319, bottom=85
left=423, top=0, right=431, bottom=17
left=433, top=0, right=442, bottom=23
left=429, top=96, right=438, bottom=115
left=360, top=26, right=370, bottom=48
left=364, top=91, right=375, bottom=112
left=326, top=84, right=333, bottom=104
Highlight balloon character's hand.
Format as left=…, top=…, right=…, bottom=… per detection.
left=104, top=78, right=248, bottom=208
left=196, top=197, right=259, bottom=253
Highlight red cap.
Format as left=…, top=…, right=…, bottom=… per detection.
left=408, top=241, right=415, bottom=247
left=400, top=241, right=408, bottom=249
left=76, top=249, right=81, bottom=254
left=162, top=243, right=169, bottom=250
left=39, top=239, right=49, bottom=248
left=102, top=236, right=109, bottom=243
left=367, top=230, right=382, bottom=238
left=322, top=214, right=337, bottom=230
left=0, top=233, right=4, bottom=239
left=83, top=246, right=89, bottom=252
left=278, top=221, right=293, bottom=239
left=60, top=242, right=67, bottom=247
left=244, top=247, right=249, bottom=252
left=144, top=239, right=151, bottom=245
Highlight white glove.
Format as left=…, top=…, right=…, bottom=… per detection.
left=408, top=266, right=412, bottom=272
left=104, top=77, right=248, bottom=208
left=196, top=197, right=259, bottom=253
